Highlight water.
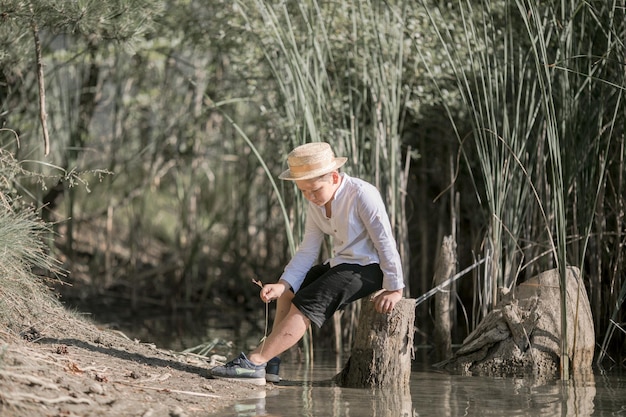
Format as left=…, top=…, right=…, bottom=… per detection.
left=71, top=305, right=625, bottom=416
left=207, top=359, right=626, bottom=417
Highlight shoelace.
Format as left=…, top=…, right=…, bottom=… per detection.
left=226, top=356, right=244, bottom=368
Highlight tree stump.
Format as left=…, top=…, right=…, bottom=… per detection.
left=440, top=267, right=595, bottom=379
left=433, top=236, right=456, bottom=361
left=334, top=297, right=415, bottom=388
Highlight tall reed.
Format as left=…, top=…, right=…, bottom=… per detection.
left=419, top=0, right=547, bottom=317
left=418, top=0, right=626, bottom=374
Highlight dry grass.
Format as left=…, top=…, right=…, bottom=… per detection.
left=0, top=147, right=63, bottom=332
left=0, top=214, right=61, bottom=338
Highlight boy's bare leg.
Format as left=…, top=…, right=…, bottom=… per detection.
left=248, top=304, right=309, bottom=365
left=272, top=290, right=294, bottom=330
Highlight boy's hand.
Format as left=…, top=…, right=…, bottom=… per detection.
left=372, top=289, right=403, bottom=314
left=259, top=281, right=289, bottom=303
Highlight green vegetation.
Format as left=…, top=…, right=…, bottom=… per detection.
left=419, top=0, right=625, bottom=369
left=1, top=0, right=624, bottom=371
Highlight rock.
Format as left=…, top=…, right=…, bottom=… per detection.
left=440, top=267, right=594, bottom=379
left=169, top=406, right=188, bottom=417
left=87, top=383, right=105, bottom=395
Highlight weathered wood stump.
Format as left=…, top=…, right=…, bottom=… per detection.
left=334, top=297, right=415, bottom=388
left=433, top=236, right=456, bottom=361
left=440, top=266, right=594, bottom=379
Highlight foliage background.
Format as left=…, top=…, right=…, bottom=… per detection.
left=1, top=0, right=624, bottom=366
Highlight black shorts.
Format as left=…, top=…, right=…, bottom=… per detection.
left=291, top=263, right=383, bottom=328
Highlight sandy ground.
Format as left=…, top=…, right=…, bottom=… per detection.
left=0, top=314, right=272, bottom=417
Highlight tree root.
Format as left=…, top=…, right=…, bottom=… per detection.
left=3, top=392, right=92, bottom=405
left=0, top=370, right=59, bottom=390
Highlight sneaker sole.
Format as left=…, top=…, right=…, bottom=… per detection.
left=265, top=374, right=280, bottom=383
left=212, top=375, right=266, bottom=386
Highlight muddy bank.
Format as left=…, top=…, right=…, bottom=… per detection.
left=0, top=311, right=269, bottom=417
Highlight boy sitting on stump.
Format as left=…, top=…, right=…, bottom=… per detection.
left=210, top=142, right=405, bottom=385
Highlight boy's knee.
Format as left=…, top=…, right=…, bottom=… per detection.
left=279, top=290, right=295, bottom=303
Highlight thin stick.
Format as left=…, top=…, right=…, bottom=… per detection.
left=29, top=4, right=50, bottom=156
left=252, top=279, right=270, bottom=353
left=415, top=258, right=487, bottom=307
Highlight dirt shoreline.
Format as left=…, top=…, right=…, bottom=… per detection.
left=0, top=313, right=269, bottom=417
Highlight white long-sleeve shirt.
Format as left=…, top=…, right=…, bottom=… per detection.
left=280, top=174, right=405, bottom=293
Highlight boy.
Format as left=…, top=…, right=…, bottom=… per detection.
left=210, top=142, right=404, bottom=385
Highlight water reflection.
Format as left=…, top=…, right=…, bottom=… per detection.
left=207, top=360, right=626, bottom=417
left=425, top=372, right=597, bottom=416
left=65, top=301, right=622, bottom=415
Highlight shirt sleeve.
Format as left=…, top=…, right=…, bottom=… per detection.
left=279, top=205, right=324, bottom=292
left=356, top=186, right=405, bottom=291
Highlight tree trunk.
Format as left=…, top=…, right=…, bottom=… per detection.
left=334, top=297, right=415, bottom=388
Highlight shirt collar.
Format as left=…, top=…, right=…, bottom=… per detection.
left=334, top=172, right=348, bottom=199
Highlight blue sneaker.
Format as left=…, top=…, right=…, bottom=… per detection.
left=210, top=352, right=266, bottom=386
left=265, top=357, right=281, bottom=383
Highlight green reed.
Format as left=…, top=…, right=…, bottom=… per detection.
left=419, top=0, right=626, bottom=375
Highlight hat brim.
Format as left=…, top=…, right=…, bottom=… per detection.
left=279, top=157, right=347, bottom=181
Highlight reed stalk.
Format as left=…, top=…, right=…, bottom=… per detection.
left=419, top=0, right=542, bottom=315
left=418, top=0, right=626, bottom=374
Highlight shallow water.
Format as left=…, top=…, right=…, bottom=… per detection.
left=71, top=305, right=625, bottom=416
left=207, top=359, right=625, bottom=417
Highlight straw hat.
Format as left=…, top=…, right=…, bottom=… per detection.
left=279, top=142, right=347, bottom=181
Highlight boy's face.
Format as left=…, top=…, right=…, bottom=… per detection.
left=295, top=172, right=339, bottom=207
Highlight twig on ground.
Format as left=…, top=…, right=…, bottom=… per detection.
left=113, top=381, right=221, bottom=398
